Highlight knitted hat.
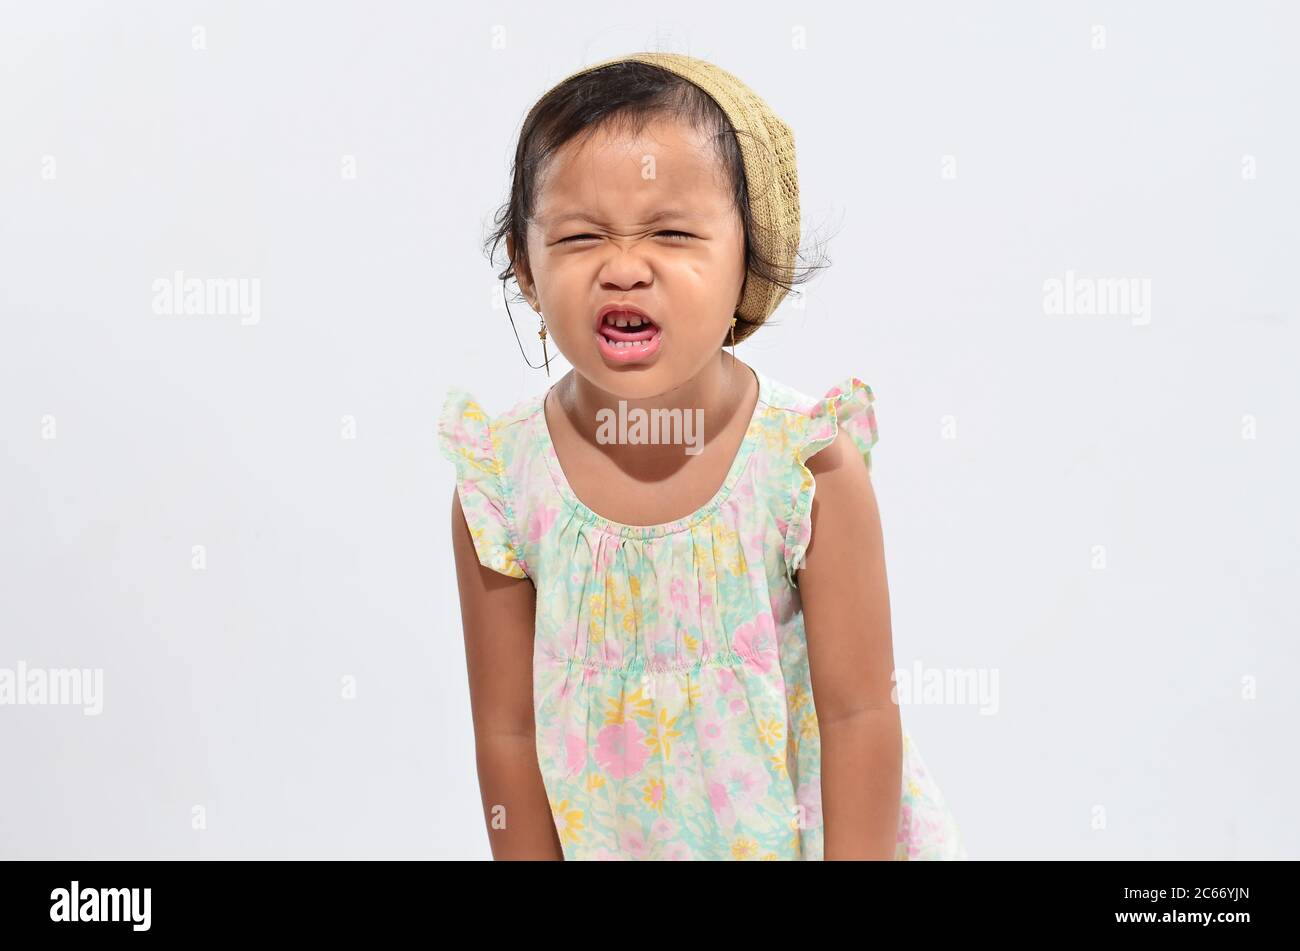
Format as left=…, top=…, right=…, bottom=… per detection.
left=545, top=52, right=801, bottom=326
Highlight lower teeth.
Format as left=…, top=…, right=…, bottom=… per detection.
left=604, top=332, right=655, bottom=348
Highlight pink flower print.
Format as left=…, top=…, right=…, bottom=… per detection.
left=795, top=776, right=823, bottom=830
left=711, top=754, right=770, bottom=825
left=595, top=719, right=650, bottom=779
left=732, top=611, right=776, bottom=673
left=643, top=777, right=667, bottom=812
left=662, top=841, right=693, bottom=860
left=670, top=768, right=695, bottom=798
left=707, top=780, right=737, bottom=829
left=668, top=577, right=688, bottom=612
left=674, top=743, right=698, bottom=769
left=527, top=506, right=557, bottom=544
left=563, top=730, right=587, bottom=777
left=594, top=543, right=618, bottom=573
left=668, top=746, right=699, bottom=796
left=697, top=714, right=729, bottom=751
left=650, top=817, right=676, bottom=841
left=557, top=675, right=578, bottom=701
left=896, top=802, right=913, bottom=844
left=535, top=717, right=567, bottom=775
left=715, top=666, right=738, bottom=694
left=619, top=822, right=650, bottom=859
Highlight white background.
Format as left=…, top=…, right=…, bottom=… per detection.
left=1, top=0, right=1296, bottom=859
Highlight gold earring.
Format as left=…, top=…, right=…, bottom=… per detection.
left=730, top=316, right=737, bottom=356
left=538, top=315, right=550, bottom=378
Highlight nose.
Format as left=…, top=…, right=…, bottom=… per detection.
left=596, top=242, right=654, bottom=291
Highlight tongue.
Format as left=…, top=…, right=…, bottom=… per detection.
left=601, top=320, right=657, bottom=341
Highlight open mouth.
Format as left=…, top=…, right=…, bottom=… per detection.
left=595, top=310, right=663, bottom=362
left=598, top=311, right=660, bottom=347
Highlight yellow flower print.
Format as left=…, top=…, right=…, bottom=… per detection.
left=492, top=546, right=521, bottom=576
left=550, top=797, right=584, bottom=846
left=707, top=521, right=749, bottom=577
left=644, top=707, right=683, bottom=761
left=710, top=520, right=736, bottom=551
left=604, top=686, right=654, bottom=725
left=587, top=594, right=605, bottom=643
left=798, top=710, right=819, bottom=740
left=453, top=445, right=498, bottom=479
left=691, top=540, right=718, bottom=584
left=619, top=581, right=643, bottom=634
left=757, top=717, right=784, bottom=749
left=488, top=430, right=508, bottom=473
left=761, top=853, right=779, bottom=861
left=731, top=837, right=759, bottom=860
left=642, top=777, right=666, bottom=813
left=683, top=677, right=702, bottom=710
left=788, top=683, right=811, bottom=713
left=464, top=524, right=522, bottom=577
left=728, top=549, right=748, bottom=577
left=605, top=575, right=627, bottom=613
left=757, top=411, right=790, bottom=453
left=769, top=751, right=789, bottom=779
left=585, top=772, right=606, bottom=793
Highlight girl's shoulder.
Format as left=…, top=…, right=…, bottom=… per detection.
left=752, top=367, right=879, bottom=473
left=438, top=385, right=545, bottom=465
left=437, top=386, right=547, bottom=580
left=750, top=368, right=880, bottom=588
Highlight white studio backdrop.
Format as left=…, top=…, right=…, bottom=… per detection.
left=1, top=1, right=1296, bottom=859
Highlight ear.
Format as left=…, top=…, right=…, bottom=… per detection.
left=506, top=232, right=538, bottom=310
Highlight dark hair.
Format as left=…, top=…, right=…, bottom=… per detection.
left=483, top=61, right=828, bottom=345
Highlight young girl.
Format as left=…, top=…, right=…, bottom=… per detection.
left=439, top=52, right=966, bottom=860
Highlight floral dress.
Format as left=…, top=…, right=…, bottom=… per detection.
left=438, top=365, right=967, bottom=860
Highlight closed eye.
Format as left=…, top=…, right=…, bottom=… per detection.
left=557, top=231, right=697, bottom=244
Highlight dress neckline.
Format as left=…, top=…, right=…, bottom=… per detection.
left=535, top=363, right=769, bottom=539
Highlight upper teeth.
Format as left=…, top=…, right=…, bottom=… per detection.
left=608, top=314, right=646, bottom=328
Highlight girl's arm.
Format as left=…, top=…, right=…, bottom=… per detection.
left=450, top=489, right=563, bottom=860
left=797, top=429, right=902, bottom=860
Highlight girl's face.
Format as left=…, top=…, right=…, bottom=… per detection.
left=509, top=115, right=746, bottom=399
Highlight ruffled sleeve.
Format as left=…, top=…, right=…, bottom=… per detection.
left=437, top=388, right=528, bottom=580
left=782, top=378, right=878, bottom=587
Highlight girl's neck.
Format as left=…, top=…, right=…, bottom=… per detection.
left=550, top=353, right=756, bottom=466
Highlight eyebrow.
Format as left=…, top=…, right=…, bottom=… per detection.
left=543, top=209, right=696, bottom=228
